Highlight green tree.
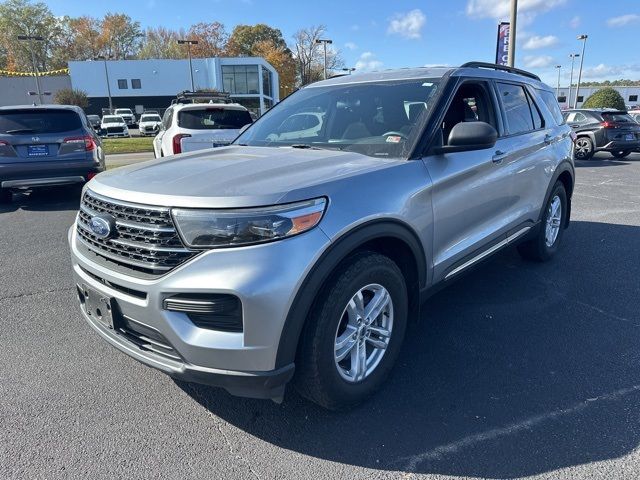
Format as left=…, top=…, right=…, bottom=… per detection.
left=54, top=88, right=89, bottom=108
left=582, top=87, right=626, bottom=110
left=226, top=24, right=288, bottom=56
left=138, top=27, right=187, bottom=59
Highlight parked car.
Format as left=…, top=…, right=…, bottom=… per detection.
left=267, top=112, right=325, bottom=141
left=87, top=114, right=101, bottom=132
left=138, top=113, right=162, bottom=137
left=563, top=108, right=640, bottom=159
left=113, top=108, right=136, bottom=127
left=69, top=62, right=574, bottom=409
left=0, top=105, right=104, bottom=203
left=153, top=103, right=252, bottom=157
left=100, top=115, right=129, bottom=138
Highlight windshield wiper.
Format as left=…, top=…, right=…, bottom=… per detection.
left=289, top=144, right=323, bottom=150
left=6, top=128, right=36, bottom=134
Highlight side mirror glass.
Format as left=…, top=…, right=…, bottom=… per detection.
left=435, top=121, right=498, bottom=154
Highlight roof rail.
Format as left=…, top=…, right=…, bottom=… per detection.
left=171, top=90, right=234, bottom=105
left=460, top=62, right=541, bottom=81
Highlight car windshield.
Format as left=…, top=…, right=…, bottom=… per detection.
left=141, top=115, right=161, bottom=122
left=103, top=116, right=124, bottom=124
left=602, top=112, right=634, bottom=123
left=88, top=115, right=100, bottom=121
left=115, top=109, right=132, bottom=115
left=177, top=108, right=252, bottom=130
left=235, top=78, right=440, bottom=158
left=0, top=109, right=82, bottom=134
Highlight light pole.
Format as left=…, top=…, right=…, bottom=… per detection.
left=574, top=34, right=588, bottom=108
left=342, top=67, right=355, bottom=75
left=315, top=38, right=333, bottom=80
left=96, top=56, right=113, bottom=113
left=507, top=0, right=518, bottom=67
left=17, top=35, right=44, bottom=105
left=177, top=39, right=198, bottom=91
left=568, top=53, right=580, bottom=109
left=555, top=65, right=561, bottom=99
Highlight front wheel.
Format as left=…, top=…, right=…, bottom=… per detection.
left=518, top=181, right=567, bottom=262
left=295, top=252, right=408, bottom=410
left=574, top=137, right=594, bottom=160
left=611, top=150, right=631, bottom=159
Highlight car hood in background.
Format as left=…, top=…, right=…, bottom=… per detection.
left=89, top=145, right=403, bottom=208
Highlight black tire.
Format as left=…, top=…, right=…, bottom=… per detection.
left=574, top=136, right=594, bottom=160
left=518, top=181, right=567, bottom=262
left=611, top=150, right=631, bottom=159
left=295, top=251, right=408, bottom=410
left=0, top=188, right=11, bottom=204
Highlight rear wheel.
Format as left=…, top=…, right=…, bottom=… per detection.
left=611, top=150, right=631, bottom=159
left=0, top=188, right=12, bottom=204
left=518, top=181, right=567, bottom=262
left=574, top=137, right=594, bottom=160
left=295, top=252, right=408, bottom=410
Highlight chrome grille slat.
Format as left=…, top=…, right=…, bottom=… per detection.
left=77, top=190, right=196, bottom=275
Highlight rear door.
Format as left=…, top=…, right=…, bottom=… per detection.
left=0, top=109, right=88, bottom=163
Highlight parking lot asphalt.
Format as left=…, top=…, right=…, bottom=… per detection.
left=1, top=152, right=639, bottom=479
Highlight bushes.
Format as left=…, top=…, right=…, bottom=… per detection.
left=54, top=88, right=89, bottom=108
left=582, top=87, right=626, bottom=110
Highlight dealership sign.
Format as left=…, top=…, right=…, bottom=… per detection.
left=495, top=22, right=510, bottom=66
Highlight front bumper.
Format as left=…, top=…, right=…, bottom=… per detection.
left=68, top=223, right=331, bottom=399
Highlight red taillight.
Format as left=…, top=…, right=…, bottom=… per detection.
left=172, top=134, right=191, bottom=154
left=63, top=135, right=95, bottom=151
left=601, top=121, right=616, bottom=129
left=0, top=140, right=8, bottom=146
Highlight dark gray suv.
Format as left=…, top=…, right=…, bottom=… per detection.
left=69, top=63, right=574, bottom=409
left=0, top=105, right=105, bottom=203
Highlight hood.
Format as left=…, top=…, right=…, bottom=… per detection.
left=89, top=145, right=403, bottom=208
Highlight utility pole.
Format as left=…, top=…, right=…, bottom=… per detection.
left=555, top=65, right=561, bottom=99
left=315, top=39, right=333, bottom=79
left=17, top=35, right=44, bottom=105
left=507, top=0, right=518, bottom=67
left=96, top=56, right=113, bottom=112
left=177, top=39, right=199, bottom=91
left=574, top=34, right=588, bottom=108
left=568, top=53, right=579, bottom=108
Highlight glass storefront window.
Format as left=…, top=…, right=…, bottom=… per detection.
left=221, top=65, right=259, bottom=95
left=262, top=66, right=272, bottom=98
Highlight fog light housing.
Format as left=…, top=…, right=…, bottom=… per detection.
left=163, top=294, right=243, bottom=332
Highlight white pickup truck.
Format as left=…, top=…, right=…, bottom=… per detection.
left=153, top=103, right=253, bottom=157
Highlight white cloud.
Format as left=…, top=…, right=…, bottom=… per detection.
left=523, top=55, right=554, bottom=68
left=522, top=35, right=559, bottom=50
left=569, top=15, right=580, bottom=28
left=344, top=42, right=358, bottom=51
left=350, top=24, right=360, bottom=31
left=606, top=14, right=640, bottom=27
left=355, top=52, right=383, bottom=72
left=466, top=0, right=565, bottom=20
left=387, top=9, right=426, bottom=39
left=581, top=64, right=625, bottom=79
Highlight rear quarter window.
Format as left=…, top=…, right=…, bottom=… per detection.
left=538, top=90, right=565, bottom=126
left=0, top=110, right=82, bottom=134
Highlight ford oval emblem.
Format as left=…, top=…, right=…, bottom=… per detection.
left=90, top=214, right=115, bottom=239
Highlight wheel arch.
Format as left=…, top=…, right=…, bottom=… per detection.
left=541, top=161, right=574, bottom=228
left=275, top=219, right=428, bottom=369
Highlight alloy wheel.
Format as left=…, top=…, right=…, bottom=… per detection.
left=545, top=195, right=562, bottom=247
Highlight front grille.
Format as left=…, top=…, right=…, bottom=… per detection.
left=76, top=190, right=196, bottom=275
left=106, top=126, right=124, bottom=134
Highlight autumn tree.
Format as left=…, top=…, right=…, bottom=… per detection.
left=58, top=16, right=102, bottom=62
left=100, top=13, right=143, bottom=59
left=138, top=27, right=187, bottom=59
left=251, top=40, right=296, bottom=98
left=292, top=25, right=343, bottom=86
left=226, top=24, right=288, bottom=57
left=187, top=22, right=228, bottom=58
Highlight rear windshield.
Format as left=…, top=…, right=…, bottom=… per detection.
left=602, top=112, right=634, bottom=123
left=178, top=108, right=252, bottom=130
left=0, top=109, right=82, bottom=134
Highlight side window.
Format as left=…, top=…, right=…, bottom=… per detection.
left=538, top=90, right=565, bottom=126
left=527, top=92, right=543, bottom=129
left=441, top=81, right=497, bottom=144
left=117, top=79, right=128, bottom=89
left=161, top=108, right=173, bottom=129
left=497, top=82, right=534, bottom=135
left=566, top=112, right=587, bottom=124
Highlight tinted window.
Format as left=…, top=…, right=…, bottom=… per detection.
left=131, top=79, right=142, bottom=89
left=497, top=83, right=534, bottom=135
left=141, top=115, right=161, bottom=122
left=538, top=90, right=565, bottom=126
left=565, top=112, right=588, bottom=123
left=117, top=79, right=128, bottom=89
left=629, top=95, right=638, bottom=102
left=528, top=92, right=543, bottom=129
left=178, top=108, right=253, bottom=130
left=0, top=109, right=82, bottom=134
left=602, top=112, right=634, bottom=123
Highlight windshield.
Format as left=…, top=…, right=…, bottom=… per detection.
left=0, top=109, right=82, bottom=134
left=177, top=108, right=252, bottom=130
left=141, top=115, right=161, bottom=122
left=235, top=79, right=440, bottom=158
left=115, top=109, right=132, bottom=115
left=103, top=116, right=124, bottom=124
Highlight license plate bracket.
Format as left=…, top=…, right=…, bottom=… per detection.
left=81, top=284, right=117, bottom=329
left=27, top=145, right=49, bottom=157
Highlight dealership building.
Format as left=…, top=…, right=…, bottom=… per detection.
left=556, top=85, right=640, bottom=110
left=68, top=56, right=279, bottom=117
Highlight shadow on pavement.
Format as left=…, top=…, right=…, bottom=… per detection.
left=178, top=220, right=640, bottom=477
left=0, top=186, right=82, bottom=214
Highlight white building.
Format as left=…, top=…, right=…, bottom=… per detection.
left=68, top=57, right=279, bottom=116
left=556, top=85, right=640, bottom=110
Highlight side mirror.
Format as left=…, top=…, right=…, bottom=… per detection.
left=435, top=121, right=498, bottom=154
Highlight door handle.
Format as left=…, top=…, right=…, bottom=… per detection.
left=492, top=150, right=508, bottom=164
left=544, top=134, right=553, bottom=145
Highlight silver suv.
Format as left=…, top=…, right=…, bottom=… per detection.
left=69, top=63, right=574, bottom=410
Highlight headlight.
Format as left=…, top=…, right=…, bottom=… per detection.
left=172, top=198, right=327, bottom=248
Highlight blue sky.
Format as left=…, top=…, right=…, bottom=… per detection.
left=45, top=0, right=640, bottom=85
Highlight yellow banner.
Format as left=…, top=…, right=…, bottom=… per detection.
left=0, top=68, right=69, bottom=77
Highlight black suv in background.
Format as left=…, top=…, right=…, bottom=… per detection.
left=563, top=108, right=640, bottom=159
left=0, top=105, right=105, bottom=203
